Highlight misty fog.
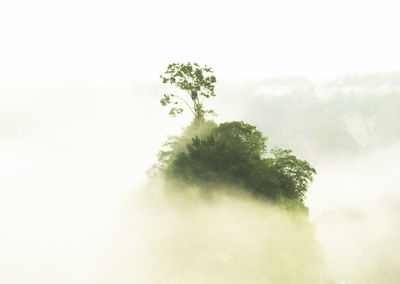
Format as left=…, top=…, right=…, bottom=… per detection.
left=1, top=73, right=400, bottom=283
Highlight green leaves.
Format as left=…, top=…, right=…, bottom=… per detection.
left=161, top=121, right=316, bottom=209
left=270, top=148, right=316, bottom=201
left=168, top=107, right=184, bottom=117
left=160, top=94, right=171, bottom=106
left=160, top=62, right=217, bottom=120
left=157, top=64, right=316, bottom=211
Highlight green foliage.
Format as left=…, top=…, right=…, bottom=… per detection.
left=270, top=148, right=316, bottom=201
left=147, top=120, right=217, bottom=177
left=151, top=66, right=330, bottom=281
left=212, top=121, right=267, bottom=157
left=159, top=121, right=316, bottom=211
left=160, top=62, right=217, bottom=121
left=156, top=63, right=317, bottom=211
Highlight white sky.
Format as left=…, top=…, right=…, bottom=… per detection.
left=1, top=0, right=400, bottom=83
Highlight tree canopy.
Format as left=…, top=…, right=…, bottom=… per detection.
left=158, top=120, right=316, bottom=211
left=160, top=62, right=217, bottom=121
left=155, top=62, right=317, bottom=211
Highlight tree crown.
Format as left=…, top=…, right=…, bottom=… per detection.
left=160, top=62, right=217, bottom=121
left=159, top=121, right=316, bottom=210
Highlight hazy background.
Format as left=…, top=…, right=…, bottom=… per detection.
left=1, top=0, right=400, bottom=283
left=2, top=76, right=400, bottom=283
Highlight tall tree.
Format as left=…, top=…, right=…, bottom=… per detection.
left=160, top=62, right=217, bottom=122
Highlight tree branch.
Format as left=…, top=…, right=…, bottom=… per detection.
left=172, top=94, right=195, bottom=115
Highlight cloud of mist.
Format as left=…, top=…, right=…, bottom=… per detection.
left=307, top=143, right=400, bottom=284
left=96, top=183, right=332, bottom=284
left=214, top=73, right=400, bottom=163
left=0, top=82, right=180, bottom=283
left=212, top=74, right=400, bottom=283
left=1, top=74, right=400, bottom=284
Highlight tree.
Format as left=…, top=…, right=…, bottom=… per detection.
left=269, top=148, right=316, bottom=202
left=160, top=62, right=217, bottom=122
left=163, top=121, right=316, bottom=210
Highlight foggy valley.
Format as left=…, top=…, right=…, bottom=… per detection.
left=1, top=72, right=400, bottom=283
